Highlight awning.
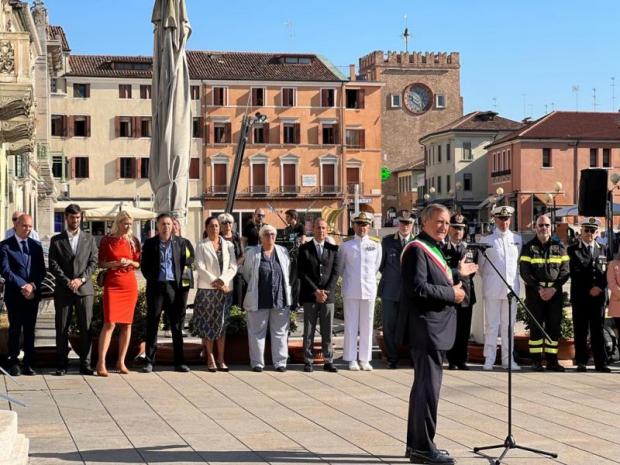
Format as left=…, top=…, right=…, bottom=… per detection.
left=475, top=195, right=504, bottom=209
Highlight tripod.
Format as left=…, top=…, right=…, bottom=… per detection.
left=472, top=248, right=558, bottom=465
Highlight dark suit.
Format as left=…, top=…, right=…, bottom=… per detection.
left=568, top=240, right=607, bottom=368
left=443, top=241, right=478, bottom=366
left=398, top=231, right=459, bottom=455
left=48, top=230, right=98, bottom=370
left=0, top=236, right=46, bottom=367
left=378, top=232, right=413, bottom=364
left=141, top=235, right=193, bottom=366
left=297, top=240, right=339, bottom=363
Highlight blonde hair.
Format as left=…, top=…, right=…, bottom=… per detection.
left=111, top=210, right=137, bottom=250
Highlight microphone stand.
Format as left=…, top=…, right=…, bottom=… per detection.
left=472, top=247, right=558, bottom=465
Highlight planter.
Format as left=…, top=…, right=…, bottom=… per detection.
left=225, top=333, right=272, bottom=365
left=155, top=342, right=203, bottom=365
left=288, top=339, right=325, bottom=364
left=558, top=338, right=575, bottom=366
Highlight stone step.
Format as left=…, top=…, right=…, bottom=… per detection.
left=0, top=433, right=29, bottom=465
left=0, top=411, right=17, bottom=461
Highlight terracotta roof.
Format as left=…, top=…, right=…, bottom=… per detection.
left=67, top=52, right=345, bottom=82
left=420, top=111, right=523, bottom=142
left=487, top=111, right=620, bottom=148
left=47, top=25, right=70, bottom=51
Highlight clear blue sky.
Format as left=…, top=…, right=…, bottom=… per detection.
left=44, top=0, right=620, bottom=122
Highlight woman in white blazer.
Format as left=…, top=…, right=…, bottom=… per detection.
left=191, top=216, right=237, bottom=372
left=241, top=224, right=292, bottom=372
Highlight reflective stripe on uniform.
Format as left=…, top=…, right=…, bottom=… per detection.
left=524, top=257, right=569, bottom=265
left=544, top=347, right=559, bottom=354
left=529, top=339, right=543, bottom=346
left=545, top=339, right=558, bottom=346
left=520, top=256, right=532, bottom=262
left=530, top=347, right=543, bottom=353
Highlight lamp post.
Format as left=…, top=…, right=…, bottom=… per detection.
left=546, top=181, right=562, bottom=235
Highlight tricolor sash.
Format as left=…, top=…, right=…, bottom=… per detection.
left=402, top=238, right=453, bottom=284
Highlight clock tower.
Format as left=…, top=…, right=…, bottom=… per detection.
left=358, top=50, right=463, bottom=217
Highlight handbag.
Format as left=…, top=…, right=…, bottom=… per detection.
left=96, top=269, right=107, bottom=287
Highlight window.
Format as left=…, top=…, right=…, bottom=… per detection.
left=252, top=88, right=265, bottom=106
left=436, top=94, right=446, bottom=109
left=191, top=85, right=200, bottom=100
left=463, top=173, right=472, bottom=191
left=213, top=87, right=227, bottom=106
left=213, top=163, right=227, bottom=191
left=140, top=85, right=151, bottom=99
left=50, top=78, right=57, bottom=93
left=345, top=89, right=364, bottom=109
left=447, top=143, right=451, bottom=162
left=283, top=123, right=300, bottom=144
left=52, top=155, right=65, bottom=179
left=253, top=125, right=266, bottom=144
left=462, top=142, right=472, bottom=161
left=140, top=158, right=149, bottom=179
left=192, top=117, right=202, bottom=138
left=73, top=83, right=89, bottom=98
left=321, top=89, right=335, bottom=107
left=54, top=212, right=64, bottom=233
left=322, top=124, right=337, bottom=145
left=345, top=129, right=365, bottom=149
left=118, top=84, right=132, bottom=99
left=119, top=117, right=132, bottom=137
left=543, top=148, right=552, bottom=167
left=446, top=175, right=451, bottom=194
left=73, top=116, right=89, bottom=137
left=282, top=87, right=296, bottom=107
left=213, top=123, right=230, bottom=143
left=281, top=163, right=297, bottom=193
left=119, top=157, right=136, bottom=178
left=437, top=176, right=442, bottom=194
left=321, top=163, right=337, bottom=192
left=603, top=148, right=611, bottom=167
left=590, top=148, right=598, bottom=167
left=51, top=115, right=65, bottom=137
left=74, top=157, right=89, bottom=179
left=189, top=158, right=200, bottom=179
left=281, top=56, right=312, bottom=64
left=141, top=117, right=152, bottom=137
left=390, top=94, right=401, bottom=108
left=437, top=145, right=442, bottom=163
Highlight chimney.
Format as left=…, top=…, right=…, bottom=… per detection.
left=349, top=64, right=356, bottom=81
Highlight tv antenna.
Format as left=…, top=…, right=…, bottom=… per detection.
left=402, top=15, right=411, bottom=52
left=572, top=85, right=580, bottom=111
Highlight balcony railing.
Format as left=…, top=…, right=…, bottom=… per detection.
left=346, top=182, right=364, bottom=194
left=491, top=169, right=511, bottom=178
left=279, top=185, right=300, bottom=195
left=231, top=185, right=343, bottom=198
left=204, top=185, right=228, bottom=196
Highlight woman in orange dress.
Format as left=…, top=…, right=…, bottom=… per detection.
left=96, top=211, right=141, bottom=376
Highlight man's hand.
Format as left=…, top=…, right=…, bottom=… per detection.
left=453, top=283, right=465, bottom=304
left=211, top=278, right=225, bottom=289
left=538, top=287, right=557, bottom=301
left=314, top=289, right=327, bottom=303
left=458, top=257, right=478, bottom=277
left=589, top=286, right=603, bottom=297
left=21, top=283, right=34, bottom=300
left=69, top=278, right=82, bottom=292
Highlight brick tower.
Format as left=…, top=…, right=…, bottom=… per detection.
left=358, top=50, right=463, bottom=217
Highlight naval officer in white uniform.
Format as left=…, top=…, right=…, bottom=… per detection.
left=338, top=211, right=382, bottom=371
left=478, top=205, right=523, bottom=370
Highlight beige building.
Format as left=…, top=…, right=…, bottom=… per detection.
left=419, top=111, right=522, bottom=218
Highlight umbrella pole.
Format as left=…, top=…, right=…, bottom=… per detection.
left=225, top=115, right=251, bottom=214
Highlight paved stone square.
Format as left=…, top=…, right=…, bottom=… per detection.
left=2, top=363, right=620, bottom=465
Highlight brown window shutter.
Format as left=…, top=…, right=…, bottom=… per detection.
left=70, top=157, right=76, bottom=178
left=264, top=123, right=270, bottom=144
left=114, top=116, right=120, bottom=138
left=118, top=85, right=123, bottom=98
left=318, top=124, right=323, bottom=145
left=134, top=117, right=141, bottom=138
left=67, top=116, right=74, bottom=138
left=225, top=123, right=231, bottom=143
left=197, top=117, right=204, bottom=139
left=360, top=130, right=365, bottom=149
left=274, top=124, right=280, bottom=144
left=85, top=116, right=91, bottom=137
left=189, top=158, right=200, bottom=179
left=358, top=89, right=365, bottom=109
left=251, top=88, right=257, bottom=106
left=295, top=123, right=301, bottom=144
left=137, top=158, right=142, bottom=178
left=61, top=115, right=68, bottom=137
left=73, top=83, right=78, bottom=96
left=204, top=122, right=209, bottom=143
left=334, top=124, right=339, bottom=144
left=85, top=84, right=90, bottom=98
left=132, top=158, right=138, bottom=178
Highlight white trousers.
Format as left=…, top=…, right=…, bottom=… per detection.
left=483, top=298, right=516, bottom=364
left=343, top=298, right=374, bottom=362
left=246, top=308, right=290, bottom=368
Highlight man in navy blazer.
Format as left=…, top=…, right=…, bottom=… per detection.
left=398, top=204, right=477, bottom=465
left=0, top=214, right=46, bottom=376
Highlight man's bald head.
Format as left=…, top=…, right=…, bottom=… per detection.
left=15, top=214, right=33, bottom=240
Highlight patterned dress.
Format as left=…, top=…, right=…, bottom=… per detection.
left=191, top=247, right=232, bottom=340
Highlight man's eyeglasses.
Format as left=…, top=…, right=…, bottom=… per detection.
left=583, top=227, right=597, bottom=233
left=537, top=224, right=551, bottom=228
left=256, top=214, right=265, bottom=218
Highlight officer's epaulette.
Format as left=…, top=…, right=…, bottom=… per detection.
left=369, top=236, right=380, bottom=242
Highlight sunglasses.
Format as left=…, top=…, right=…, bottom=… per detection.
left=583, top=228, right=597, bottom=233
left=537, top=224, right=551, bottom=228
left=221, top=221, right=232, bottom=225
left=256, top=214, right=265, bottom=218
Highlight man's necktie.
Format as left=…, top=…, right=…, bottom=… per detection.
left=21, top=240, right=29, bottom=256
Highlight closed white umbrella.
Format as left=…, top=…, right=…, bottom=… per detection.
left=149, top=0, right=192, bottom=220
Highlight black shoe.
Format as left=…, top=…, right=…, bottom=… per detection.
left=54, top=368, right=67, bottom=376
left=387, top=361, right=398, bottom=369
left=531, top=361, right=545, bottom=372
left=142, top=363, right=154, bottom=373
left=405, top=446, right=411, bottom=458
left=410, top=449, right=455, bottom=464
left=546, top=363, right=565, bottom=372
left=576, top=364, right=587, bottom=372
left=22, top=366, right=36, bottom=376
left=79, top=366, right=95, bottom=376
left=252, top=366, right=263, bottom=372
left=275, top=366, right=287, bottom=373
left=8, top=364, right=20, bottom=377
left=304, top=363, right=313, bottom=372
left=457, top=363, right=469, bottom=371
left=175, top=364, right=190, bottom=373
left=595, top=365, right=612, bottom=373
left=448, top=363, right=458, bottom=370
left=323, top=363, right=338, bottom=373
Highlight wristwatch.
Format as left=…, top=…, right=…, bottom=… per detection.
left=81, top=277, right=86, bottom=283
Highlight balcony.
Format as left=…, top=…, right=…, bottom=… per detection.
left=202, top=185, right=229, bottom=198
left=346, top=182, right=364, bottom=194
left=279, top=185, right=300, bottom=196
left=491, top=169, right=511, bottom=178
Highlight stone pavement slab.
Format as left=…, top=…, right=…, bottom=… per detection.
left=2, top=363, right=620, bottom=464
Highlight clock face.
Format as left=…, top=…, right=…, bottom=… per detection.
left=403, top=83, right=433, bottom=115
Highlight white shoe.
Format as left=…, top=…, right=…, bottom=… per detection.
left=348, top=361, right=360, bottom=371
left=359, top=361, right=373, bottom=371
left=502, top=362, right=521, bottom=371
left=483, top=362, right=494, bottom=371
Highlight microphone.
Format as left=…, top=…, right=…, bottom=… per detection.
left=466, top=243, right=493, bottom=250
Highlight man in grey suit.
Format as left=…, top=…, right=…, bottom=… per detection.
left=49, top=204, right=98, bottom=376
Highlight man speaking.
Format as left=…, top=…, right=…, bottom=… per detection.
left=399, top=204, right=477, bottom=464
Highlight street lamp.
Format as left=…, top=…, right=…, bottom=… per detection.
left=547, top=181, right=562, bottom=234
